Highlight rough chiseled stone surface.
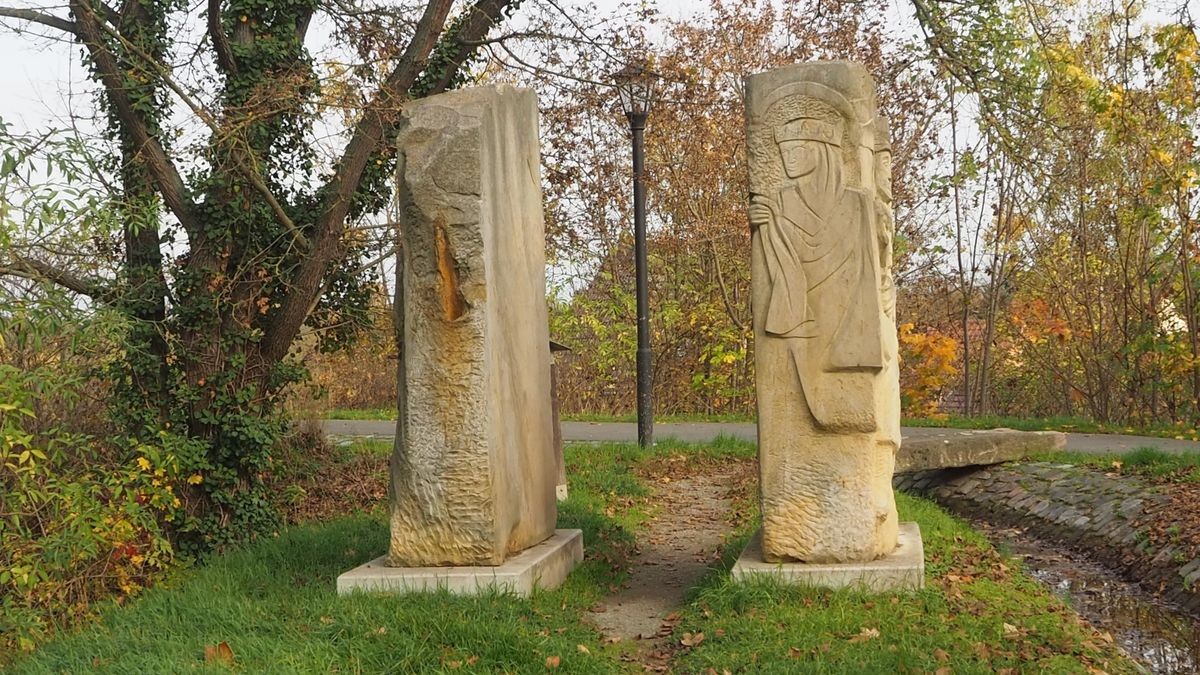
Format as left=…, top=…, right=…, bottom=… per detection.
left=747, top=61, right=900, bottom=563
left=389, top=85, right=556, bottom=567
left=897, top=463, right=1200, bottom=613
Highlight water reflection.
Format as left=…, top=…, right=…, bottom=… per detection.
left=981, top=524, right=1200, bottom=674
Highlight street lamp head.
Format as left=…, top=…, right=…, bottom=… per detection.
left=611, top=61, right=658, bottom=120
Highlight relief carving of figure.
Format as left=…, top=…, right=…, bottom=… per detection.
left=746, top=63, right=899, bottom=563
left=748, top=102, right=884, bottom=433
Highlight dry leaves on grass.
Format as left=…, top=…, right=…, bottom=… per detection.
left=203, top=641, right=234, bottom=665
left=847, top=627, right=880, bottom=643
left=680, top=631, right=706, bottom=647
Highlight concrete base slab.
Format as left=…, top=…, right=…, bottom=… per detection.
left=556, top=484, right=569, bottom=501
left=337, top=529, right=583, bottom=597
left=731, top=522, right=924, bottom=591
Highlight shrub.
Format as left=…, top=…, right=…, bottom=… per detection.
left=0, top=364, right=176, bottom=657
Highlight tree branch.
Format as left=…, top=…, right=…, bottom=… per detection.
left=262, top=0, right=519, bottom=363
left=92, top=16, right=308, bottom=249
left=69, top=0, right=197, bottom=236
left=0, top=6, right=77, bottom=34
left=0, top=256, right=109, bottom=299
left=260, top=0, right=458, bottom=362
left=207, top=0, right=237, bottom=74
left=419, top=0, right=514, bottom=96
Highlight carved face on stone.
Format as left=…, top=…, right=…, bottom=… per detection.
left=778, top=139, right=823, bottom=178
left=874, top=149, right=892, bottom=203
left=774, top=117, right=842, bottom=180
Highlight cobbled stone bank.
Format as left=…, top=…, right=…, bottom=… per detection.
left=896, top=462, right=1200, bottom=614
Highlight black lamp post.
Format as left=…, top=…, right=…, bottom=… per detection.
left=612, top=62, right=657, bottom=448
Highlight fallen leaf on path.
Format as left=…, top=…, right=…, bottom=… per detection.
left=204, top=641, right=234, bottom=665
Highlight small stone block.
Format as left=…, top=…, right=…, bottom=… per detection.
left=731, top=522, right=924, bottom=592
left=337, top=529, right=583, bottom=597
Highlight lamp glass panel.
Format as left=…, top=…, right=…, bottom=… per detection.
left=617, top=85, right=635, bottom=115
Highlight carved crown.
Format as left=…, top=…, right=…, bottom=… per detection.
left=774, top=117, right=842, bottom=146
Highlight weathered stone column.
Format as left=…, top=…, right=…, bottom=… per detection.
left=388, top=85, right=558, bottom=567
left=745, top=62, right=902, bottom=564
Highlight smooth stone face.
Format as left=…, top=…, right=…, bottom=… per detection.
left=390, top=85, right=556, bottom=567
left=746, top=61, right=901, bottom=563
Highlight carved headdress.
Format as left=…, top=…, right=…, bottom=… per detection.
left=775, top=117, right=843, bottom=146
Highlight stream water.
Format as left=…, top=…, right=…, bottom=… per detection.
left=980, top=523, right=1200, bottom=674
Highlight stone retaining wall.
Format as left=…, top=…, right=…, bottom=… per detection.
left=896, top=463, right=1200, bottom=614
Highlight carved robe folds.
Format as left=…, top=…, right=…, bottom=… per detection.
left=747, top=62, right=902, bottom=564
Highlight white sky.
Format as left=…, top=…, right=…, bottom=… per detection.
left=0, top=0, right=926, bottom=132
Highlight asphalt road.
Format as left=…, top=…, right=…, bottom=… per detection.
left=320, top=419, right=1200, bottom=455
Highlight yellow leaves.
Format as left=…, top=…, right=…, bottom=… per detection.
left=898, top=323, right=960, bottom=416
left=187, top=473, right=204, bottom=485
left=1151, top=149, right=1175, bottom=166
left=136, top=457, right=151, bottom=471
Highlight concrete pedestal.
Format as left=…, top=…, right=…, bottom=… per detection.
left=338, top=529, right=583, bottom=597
left=731, top=522, right=924, bottom=592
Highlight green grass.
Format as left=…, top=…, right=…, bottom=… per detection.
left=322, top=408, right=757, bottom=423
left=564, top=412, right=756, bottom=423
left=6, top=443, right=656, bottom=674
left=669, top=493, right=1134, bottom=673
left=323, top=407, right=1198, bottom=442
left=1035, top=447, right=1200, bottom=482
left=903, top=413, right=1200, bottom=440
left=10, top=439, right=1134, bottom=673
left=323, top=407, right=397, bottom=420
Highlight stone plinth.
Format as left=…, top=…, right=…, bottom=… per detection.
left=732, top=523, right=924, bottom=591
left=747, top=61, right=901, bottom=563
left=338, top=529, right=583, bottom=597
left=389, top=85, right=559, bottom=568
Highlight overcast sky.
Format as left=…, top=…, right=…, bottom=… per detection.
left=0, top=0, right=928, bottom=132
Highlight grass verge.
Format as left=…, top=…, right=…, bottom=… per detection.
left=904, top=413, right=1200, bottom=440
left=9, top=440, right=1136, bottom=673
left=667, top=492, right=1135, bottom=673
left=324, top=407, right=1198, bottom=442
left=1034, top=446, right=1200, bottom=483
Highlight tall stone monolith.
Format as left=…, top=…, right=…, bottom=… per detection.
left=388, top=85, right=558, bottom=567
left=746, top=61, right=902, bottom=564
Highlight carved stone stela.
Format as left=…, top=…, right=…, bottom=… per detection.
left=389, top=85, right=557, bottom=567
left=747, top=62, right=902, bottom=564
